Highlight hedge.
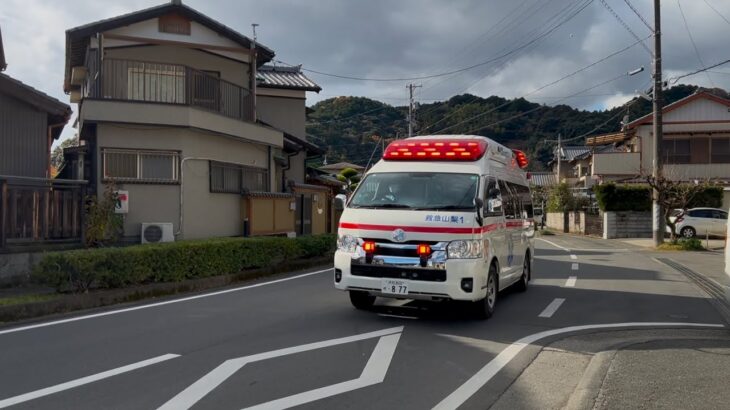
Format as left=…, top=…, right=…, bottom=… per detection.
left=593, top=184, right=652, bottom=212
left=593, top=184, right=724, bottom=212
left=33, top=234, right=335, bottom=292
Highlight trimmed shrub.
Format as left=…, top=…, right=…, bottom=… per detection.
left=33, top=234, right=336, bottom=293
left=687, top=186, right=723, bottom=209
left=593, top=184, right=651, bottom=212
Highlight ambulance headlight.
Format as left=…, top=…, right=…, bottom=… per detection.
left=337, top=234, right=358, bottom=253
left=447, top=240, right=483, bottom=259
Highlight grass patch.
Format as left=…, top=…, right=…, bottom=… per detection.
left=0, top=294, right=58, bottom=307
left=657, top=238, right=705, bottom=251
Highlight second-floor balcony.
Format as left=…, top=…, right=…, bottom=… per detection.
left=85, top=58, right=253, bottom=123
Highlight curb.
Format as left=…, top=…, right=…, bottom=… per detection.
left=0, top=256, right=333, bottom=324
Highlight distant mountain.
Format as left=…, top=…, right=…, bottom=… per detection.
left=306, top=85, right=729, bottom=170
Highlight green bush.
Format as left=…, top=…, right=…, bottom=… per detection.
left=593, top=184, right=651, bottom=212
left=594, top=183, right=723, bottom=212
left=678, top=238, right=704, bottom=251
left=687, top=186, right=723, bottom=209
left=33, top=234, right=336, bottom=292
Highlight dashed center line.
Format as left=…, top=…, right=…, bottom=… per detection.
left=571, top=263, right=579, bottom=270
left=538, top=298, right=565, bottom=318
left=570, top=254, right=578, bottom=260
left=565, top=276, right=577, bottom=287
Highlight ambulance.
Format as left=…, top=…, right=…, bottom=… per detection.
left=334, top=135, right=535, bottom=319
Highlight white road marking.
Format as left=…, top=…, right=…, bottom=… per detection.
left=0, top=268, right=333, bottom=337
left=377, top=313, right=419, bottom=320
left=538, top=298, right=565, bottom=318
left=537, top=238, right=570, bottom=252
left=570, top=254, right=578, bottom=260
left=433, top=322, right=725, bottom=410
left=569, top=248, right=629, bottom=252
left=0, top=354, right=179, bottom=408
left=565, top=276, right=577, bottom=287
left=244, top=333, right=401, bottom=410
left=158, top=327, right=403, bottom=410
left=572, top=263, right=579, bottom=270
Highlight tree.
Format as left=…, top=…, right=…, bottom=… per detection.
left=645, top=175, right=711, bottom=241
left=51, top=136, right=79, bottom=170
left=337, top=167, right=361, bottom=193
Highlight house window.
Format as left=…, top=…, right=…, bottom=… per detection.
left=210, top=161, right=268, bottom=193
left=711, top=138, right=730, bottom=163
left=159, top=14, right=191, bottom=35
left=662, top=139, right=690, bottom=164
left=127, top=64, right=185, bottom=104
left=103, top=149, right=179, bottom=183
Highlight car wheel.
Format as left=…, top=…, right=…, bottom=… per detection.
left=681, top=226, right=696, bottom=238
left=474, top=263, right=498, bottom=320
left=515, top=252, right=530, bottom=292
left=349, top=291, right=376, bottom=310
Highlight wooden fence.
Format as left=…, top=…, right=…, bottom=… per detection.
left=0, top=177, right=87, bottom=249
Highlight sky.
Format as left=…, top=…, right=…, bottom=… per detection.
left=1, top=0, right=729, bottom=145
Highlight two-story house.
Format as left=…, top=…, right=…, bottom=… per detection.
left=63, top=0, right=323, bottom=241
left=585, top=91, right=730, bottom=183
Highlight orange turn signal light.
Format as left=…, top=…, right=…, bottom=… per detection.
left=363, top=241, right=376, bottom=253
left=417, top=244, right=431, bottom=256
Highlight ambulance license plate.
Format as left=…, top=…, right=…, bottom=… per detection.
left=381, top=279, right=408, bottom=295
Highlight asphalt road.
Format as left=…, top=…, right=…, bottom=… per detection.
left=0, top=235, right=727, bottom=410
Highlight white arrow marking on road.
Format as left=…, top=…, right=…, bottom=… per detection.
left=158, top=326, right=403, bottom=410
left=0, top=354, right=180, bottom=408
left=570, top=254, right=578, bottom=260
left=537, top=238, right=570, bottom=252
left=245, top=333, right=401, bottom=410
left=433, top=322, right=725, bottom=410
left=538, top=298, right=565, bottom=318
left=565, top=276, right=577, bottom=287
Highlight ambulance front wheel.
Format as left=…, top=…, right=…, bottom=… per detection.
left=473, top=263, right=498, bottom=319
left=350, top=290, right=376, bottom=310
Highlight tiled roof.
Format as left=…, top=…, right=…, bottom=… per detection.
left=319, top=162, right=365, bottom=172
left=258, top=65, right=321, bottom=92
left=559, top=146, right=591, bottom=161
left=530, top=172, right=557, bottom=187
left=573, top=144, right=629, bottom=161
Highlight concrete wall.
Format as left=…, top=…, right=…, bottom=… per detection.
left=257, top=94, right=306, bottom=138
left=592, top=152, right=641, bottom=176
left=247, top=196, right=296, bottom=235
left=603, top=211, right=652, bottom=239
left=95, top=124, right=271, bottom=240
left=0, top=92, right=49, bottom=178
left=546, top=212, right=568, bottom=232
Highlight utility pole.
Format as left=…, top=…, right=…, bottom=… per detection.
left=251, top=23, right=259, bottom=122
left=556, top=133, right=562, bottom=184
left=407, top=83, right=422, bottom=138
left=652, top=0, right=664, bottom=246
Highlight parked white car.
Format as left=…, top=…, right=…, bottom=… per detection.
left=669, top=207, right=728, bottom=238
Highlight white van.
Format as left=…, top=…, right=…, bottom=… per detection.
left=334, top=135, right=535, bottom=319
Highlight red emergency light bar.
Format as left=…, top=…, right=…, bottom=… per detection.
left=512, top=149, right=529, bottom=169
left=383, top=139, right=488, bottom=161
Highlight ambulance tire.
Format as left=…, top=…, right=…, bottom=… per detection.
left=473, top=263, right=498, bottom=320
left=350, top=291, right=376, bottom=310
left=515, top=251, right=530, bottom=292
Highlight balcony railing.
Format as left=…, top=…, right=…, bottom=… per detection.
left=86, top=58, right=254, bottom=123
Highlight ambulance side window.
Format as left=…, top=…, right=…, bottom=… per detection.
left=500, top=181, right=519, bottom=220
left=484, top=178, right=503, bottom=217
left=515, top=183, right=533, bottom=219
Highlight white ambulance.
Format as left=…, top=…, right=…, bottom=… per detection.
left=334, top=135, right=535, bottom=319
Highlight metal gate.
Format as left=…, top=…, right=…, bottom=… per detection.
left=584, top=212, right=603, bottom=236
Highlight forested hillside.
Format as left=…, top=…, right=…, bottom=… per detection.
left=306, top=85, right=728, bottom=170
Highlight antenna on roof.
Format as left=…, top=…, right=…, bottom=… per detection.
left=171, top=0, right=182, bottom=5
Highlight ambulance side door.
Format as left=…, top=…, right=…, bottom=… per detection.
left=500, top=180, right=522, bottom=280
left=484, top=177, right=508, bottom=282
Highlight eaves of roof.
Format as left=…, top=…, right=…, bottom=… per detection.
left=0, top=73, right=72, bottom=136
left=628, top=91, right=730, bottom=129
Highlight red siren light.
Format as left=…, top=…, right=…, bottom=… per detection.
left=383, top=139, right=488, bottom=161
left=513, top=149, right=529, bottom=169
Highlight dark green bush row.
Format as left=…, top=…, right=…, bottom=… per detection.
left=593, top=184, right=652, bottom=212
left=593, top=184, right=724, bottom=212
left=33, top=234, right=335, bottom=292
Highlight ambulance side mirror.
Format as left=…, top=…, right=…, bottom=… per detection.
left=474, top=198, right=484, bottom=226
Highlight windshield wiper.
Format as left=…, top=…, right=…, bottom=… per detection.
left=375, top=204, right=413, bottom=209
left=422, top=205, right=472, bottom=211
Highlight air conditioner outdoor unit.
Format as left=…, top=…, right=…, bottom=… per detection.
left=141, top=223, right=175, bottom=244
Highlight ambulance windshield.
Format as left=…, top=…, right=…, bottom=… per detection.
left=349, top=172, right=479, bottom=211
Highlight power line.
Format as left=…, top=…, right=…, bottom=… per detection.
left=275, top=0, right=597, bottom=82
left=622, top=0, right=653, bottom=30
left=599, top=0, right=653, bottom=55
left=669, top=58, right=730, bottom=84
left=677, top=0, right=715, bottom=87
left=423, top=36, right=649, bottom=135
left=703, top=0, right=730, bottom=28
